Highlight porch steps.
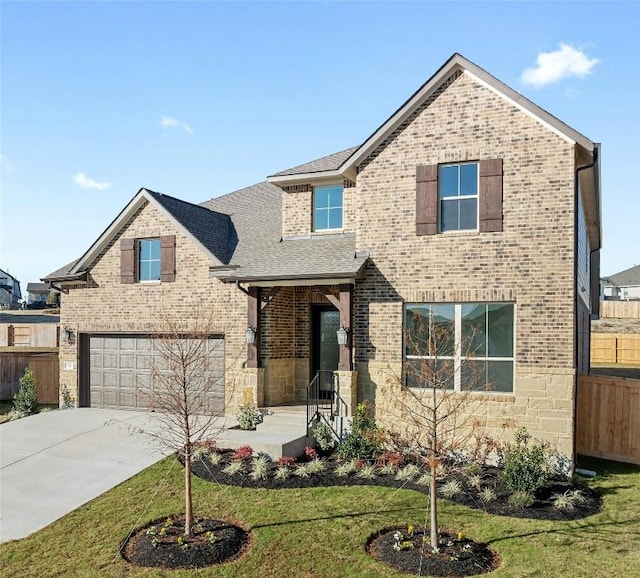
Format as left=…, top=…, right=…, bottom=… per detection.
left=211, top=405, right=312, bottom=459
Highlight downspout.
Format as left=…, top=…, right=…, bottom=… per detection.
left=573, top=147, right=599, bottom=471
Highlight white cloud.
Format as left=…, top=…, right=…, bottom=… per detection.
left=161, top=115, right=193, bottom=134
left=521, top=44, right=600, bottom=88
left=1, top=154, right=15, bottom=172
left=73, top=172, right=112, bottom=190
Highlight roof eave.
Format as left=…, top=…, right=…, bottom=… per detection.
left=266, top=169, right=347, bottom=186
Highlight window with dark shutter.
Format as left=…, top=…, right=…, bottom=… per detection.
left=416, top=164, right=438, bottom=236
left=479, top=159, right=503, bottom=232
left=160, top=235, right=176, bottom=282
left=120, top=238, right=135, bottom=284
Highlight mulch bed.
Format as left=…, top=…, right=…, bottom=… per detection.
left=190, top=451, right=602, bottom=521
left=367, top=527, right=499, bottom=577
left=122, top=516, right=249, bottom=569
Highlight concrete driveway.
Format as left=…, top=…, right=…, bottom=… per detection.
left=0, top=408, right=168, bottom=542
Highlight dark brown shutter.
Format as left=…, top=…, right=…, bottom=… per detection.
left=416, top=164, right=438, bottom=236
left=479, top=158, right=503, bottom=232
left=160, top=235, right=176, bottom=282
left=120, top=238, right=135, bottom=284
left=590, top=249, right=600, bottom=317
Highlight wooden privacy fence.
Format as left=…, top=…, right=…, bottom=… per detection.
left=0, top=323, right=59, bottom=347
left=0, top=350, right=59, bottom=404
left=591, top=333, right=640, bottom=365
left=600, top=300, right=640, bottom=319
left=577, top=374, right=640, bottom=465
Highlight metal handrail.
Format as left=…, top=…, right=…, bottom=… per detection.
left=306, top=370, right=348, bottom=441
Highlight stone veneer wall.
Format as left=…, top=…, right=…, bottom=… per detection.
left=351, top=71, right=578, bottom=457
left=58, top=200, right=248, bottom=412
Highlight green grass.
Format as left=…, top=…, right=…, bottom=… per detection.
left=1, top=457, right=639, bottom=577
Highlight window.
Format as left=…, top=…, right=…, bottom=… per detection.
left=439, top=163, right=478, bottom=232
left=404, top=302, right=514, bottom=393
left=313, top=185, right=343, bottom=231
left=138, top=238, right=161, bottom=281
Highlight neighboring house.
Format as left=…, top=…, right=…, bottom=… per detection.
left=601, top=265, right=640, bottom=300
left=0, top=268, right=22, bottom=310
left=27, top=282, right=60, bottom=308
left=44, top=53, right=601, bottom=460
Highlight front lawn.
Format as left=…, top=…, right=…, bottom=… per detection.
left=1, top=457, right=639, bottom=577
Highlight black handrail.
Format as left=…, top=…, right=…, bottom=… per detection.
left=307, top=370, right=348, bottom=441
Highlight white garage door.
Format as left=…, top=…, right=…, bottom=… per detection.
left=87, top=335, right=224, bottom=412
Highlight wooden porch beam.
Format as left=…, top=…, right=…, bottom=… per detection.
left=246, top=286, right=261, bottom=368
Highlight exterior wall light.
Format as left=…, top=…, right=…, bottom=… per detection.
left=336, top=325, right=349, bottom=346
left=245, top=325, right=257, bottom=345
left=62, top=327, right=75, bottom=344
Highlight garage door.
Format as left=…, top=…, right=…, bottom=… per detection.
left=86, top=335, right=224, bottom=412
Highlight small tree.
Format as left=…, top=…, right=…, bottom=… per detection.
left=140, top=311, right=229, bottom=537
left=389, top=305, right=492, bottom=550
left=13, top=367, right=39, bottom=416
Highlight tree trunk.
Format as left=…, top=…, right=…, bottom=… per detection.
left=430, top=463, right=438, bottom=549
left=184, top=451, right=193, bottom=536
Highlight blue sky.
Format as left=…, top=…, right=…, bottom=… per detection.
left=1, top=1, right=638, bottom=295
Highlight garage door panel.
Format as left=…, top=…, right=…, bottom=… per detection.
left=87, top=335, right=224, bottom=412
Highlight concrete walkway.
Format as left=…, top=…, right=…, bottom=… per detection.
left=0, top=408, right=168, bottom=542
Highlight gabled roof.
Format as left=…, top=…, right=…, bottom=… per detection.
left=63, top=188, right=233, bottom=278
left=267, top=52, right=596, bottom=186
left=603, top=265, right=640, bottom=288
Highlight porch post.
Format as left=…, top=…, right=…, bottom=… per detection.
left=246, top=286, right=261, bottom=368
left=338, top=284, right=352, bottom=371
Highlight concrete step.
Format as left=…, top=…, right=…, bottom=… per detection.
left=213, top=428, right=313, bottom=460
left=257, top=411, right=308, bottom=435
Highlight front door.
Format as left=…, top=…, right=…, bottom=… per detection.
left=312, top=306, right=340, bottom=398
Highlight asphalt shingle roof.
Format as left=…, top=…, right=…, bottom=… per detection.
left=603, top=265, right=640, bottom=287
left=145, top=190, right=233, bottom=264
left=42, top=258, right=81, bottom=281
left=269, top=146, right=359, bottom=177
left=200, top=181, right=366, bottom=281
left=27, top=282, right=51, bottom=293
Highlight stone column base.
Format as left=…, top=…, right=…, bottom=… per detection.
left=335, top=370, right=358, bottom=417
left=240, top=367, right=264, bottom=407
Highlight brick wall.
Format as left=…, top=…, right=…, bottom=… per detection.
left=349, top=71, right=578, bottom=456
left=59, top=200, right=247, bottom=409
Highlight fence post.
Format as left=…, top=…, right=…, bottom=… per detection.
left=7, top=325, right=14, bottom=347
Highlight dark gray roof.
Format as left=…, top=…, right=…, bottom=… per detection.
left=27, top=282, right=51, bottom=293
left=603, top=265, right=640, bottom=287
left=145, top=189, right=233, bottom=263
left=200, top=182, right=367, bottom=282
left=269, top=146, right=359, bottom=177
left=42, top=258, right=81, bottom=282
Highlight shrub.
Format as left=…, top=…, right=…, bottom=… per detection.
left=222, top=461, right=243, bottom=476
left=236, top=404, right=267, bottom=430
left=508, top=490, right=535, bottom=509
left=250, top=456, right=270, bottom=481
left=501, top=427, right=554, bottom=493
left=304, top=446, right=318, bottom=460
left=335, top=460, right=357, bottom=477
left=395, top=464, right=420, bottom=482
left=478, top=487, right=496, bottom=504
left=440, top=479, right=463, bottom=499
left=306, top=458, right=325, bottom=474
left=274, top=466, right=290, bottom=480
left=232, top=445, right=253, bottom=461
left=357, top=464, right=377, bottom=479
left=313, top=421, right=336, bottom=451
left=13, top=367, right=39, bottom=416
left=276, top=456, right=296, bottom=468
left=337, top=401, right=382, bottom=460
left=209, top=452, right=223, bottom=466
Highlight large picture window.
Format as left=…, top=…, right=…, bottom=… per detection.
left=439, top=163, right=478, bottom=232
left=404, top=302, right=514, bottom=393
left=313, top=185, right=343, bottom=231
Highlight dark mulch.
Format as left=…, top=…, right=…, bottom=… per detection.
left=122, top=516, right=249, bottom=569
left=367, top=527, right=498, bottom=577
left=190, top=451, right=601, bottom=521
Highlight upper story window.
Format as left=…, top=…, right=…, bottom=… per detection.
left=439, top=163, right=478, bottom=232
left=138, top=238, right=161, bottom=281
left=313, top=185, right=343, bottom=231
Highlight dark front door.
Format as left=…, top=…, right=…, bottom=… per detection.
left=312, top=306, right=340, bottom=397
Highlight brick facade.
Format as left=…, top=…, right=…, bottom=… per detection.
left=60, top=66, right=593, bottom=459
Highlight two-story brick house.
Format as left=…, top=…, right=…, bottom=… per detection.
left=44, top=54, right=601, bottom=459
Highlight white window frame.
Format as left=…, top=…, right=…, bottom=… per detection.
left=313, top=184, right=344, bottom=232
left=404, top=302, right=515, bottom=393
left=138, top=238, right=161, bottom=283
left=438, top=162, right=479, bottom=233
